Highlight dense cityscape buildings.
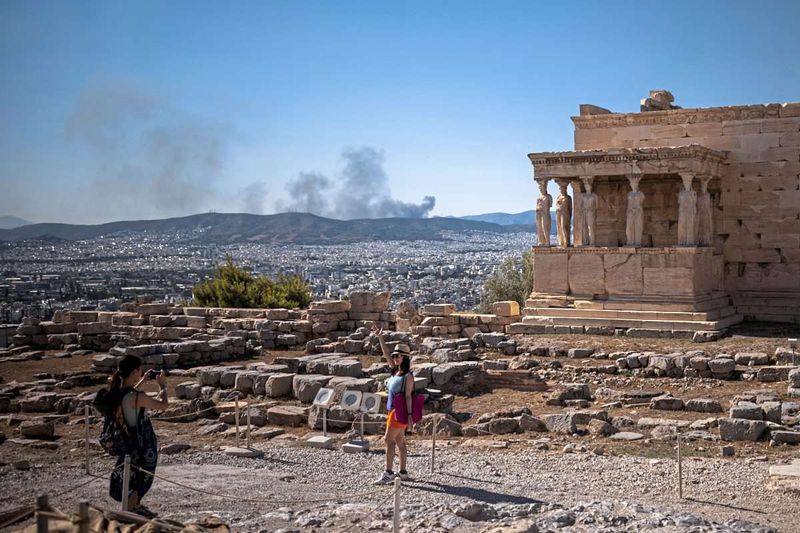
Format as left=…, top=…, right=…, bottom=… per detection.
left=0, top=230, right=533, bottom=323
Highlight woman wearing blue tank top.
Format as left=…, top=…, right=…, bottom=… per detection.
left=372, top=326, right=414, bottom=484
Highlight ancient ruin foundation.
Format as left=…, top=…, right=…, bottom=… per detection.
left=523, top=91, right=800, bottom=335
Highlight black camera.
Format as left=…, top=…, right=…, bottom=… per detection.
left=145, top=369, right=159, bottom=380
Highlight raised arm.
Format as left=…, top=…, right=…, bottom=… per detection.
left=371, top=325, right=391, bottom=363
left=135, top=371, right=170, bottom=411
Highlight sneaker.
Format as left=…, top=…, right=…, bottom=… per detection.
left=373, top=470, right=395, bottom=485
left=396, top=470, right=412, bottom=481
left=132, top=505, right=158, bottom=519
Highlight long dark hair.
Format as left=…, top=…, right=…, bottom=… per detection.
left=94, top=355, right=142, bottom=416
left=394, top=354, right=411, bottom=376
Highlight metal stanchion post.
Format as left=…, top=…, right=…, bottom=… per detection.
left=322, top=408, right=328, bottom=437
left=246, top=401, right=252, bottom=449
left=78, top=502, right=89, bottom=533
left=36, top=495, right=49, bottom=533
left=393, top=476, right=401, bottom=533
left=677, top=433, right=684, bottom=499
left=430, top=416, right=437, bottom=475
left=235, top=398, right=240, bottom=448
left=121, top=455, right=131, bottom=511
left=84, top=405, right=91, bottom=475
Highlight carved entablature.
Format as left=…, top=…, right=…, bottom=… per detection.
left=571, top=102, right=800, bottom=130
left=528, top=145, right=727, bottom=180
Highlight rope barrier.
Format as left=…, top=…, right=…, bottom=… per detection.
left=0, top=506, right=35, bottom=530
left=50, top=466, right=121, bottom=499
left=150, top=400, right=276, bottom=421
left=130, top=464, right=392, bottom=505
left=338, top=489, right=396, bottom=533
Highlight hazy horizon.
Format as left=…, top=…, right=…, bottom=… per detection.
left=2, top=1, right=799, bottom=224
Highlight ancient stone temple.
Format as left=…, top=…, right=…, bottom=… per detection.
left=523, top=90, right=800, bottom=335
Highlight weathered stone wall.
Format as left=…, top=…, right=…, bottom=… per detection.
left=573, top=103, right=800, bottom=323
left=8, top=291, right=397, bottom=353
left=409, top=302, right=521, bottom=339
left=531, top=247, right=724, bottom=299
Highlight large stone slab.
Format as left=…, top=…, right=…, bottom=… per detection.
left=771, top=431, right=800, bottom=444
left=685, top=398, right=722, bottom=413
left=532, top=252, right=568, bottom=295
left=718, top=418, right=767, bottom=441
left=19, top=419, right=55, bottom=440
left=292, top=374, right=332, bottom=403
left=730, top=402, right=764, bottom=420
left=542, top=414, right=578, bottom=434
left=643, top=267, right=694, bottom=296
left=603, top=253, right=642, bottom=296
left=267, top=405, right=307, bottom=426
left=263, top=373, right=295, bottom=398
left=568, top=254, right=605, bottom=296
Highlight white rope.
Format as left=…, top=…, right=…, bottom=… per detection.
left=131, top=464, right=393, bottom=505
left=50, top=466, right=121, bottom=499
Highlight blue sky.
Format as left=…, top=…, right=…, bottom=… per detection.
left=1, top=0, right=799, bottom=224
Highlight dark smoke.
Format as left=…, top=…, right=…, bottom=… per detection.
left=64, top=80, right=230, bottom=221
left=276, top=172, right=333, bottom=216
left=237, top=182, right=269, bottom=214
left=279, top=147, right=436, bottom=219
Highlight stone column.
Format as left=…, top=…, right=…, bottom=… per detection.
left=678, top=172, right=697, bottom=246
left=625, top=174, right=645, bottom=247
left=696, top=176, right=713, bottom=246
left=555, top=179, right=572, bottom=247
left=581, top=176, right=598, bottom=246
left=570, top=179, right=584, bottom=246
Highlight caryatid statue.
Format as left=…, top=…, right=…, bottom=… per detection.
left=535, top=180, right=552, bottom=246
left=581, top=177, right=597, bottom=246
left=696, top=177, right=713, bottom=246
left=677, top=173, right=697, bottom=246
left=625, top=175, right=644, bottom=247
left=555, top=181, right=572, bottom=247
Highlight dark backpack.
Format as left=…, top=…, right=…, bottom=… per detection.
left=96, top=388, right=138, bottom=457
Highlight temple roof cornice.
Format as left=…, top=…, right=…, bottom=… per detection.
left=571, top=102, right=800, bottom=130
left=528, top=145, right=727, bottom=180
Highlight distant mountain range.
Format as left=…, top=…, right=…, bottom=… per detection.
left=458, top=210, right=536, bottom=226
left=0, top=212, right=537, bottom=245
left=0, top=216, right=32, bottom=229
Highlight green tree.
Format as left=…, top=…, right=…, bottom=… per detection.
left=193, top=257, right=312, bottom=309
left=479, top=249, right=535, bottom=312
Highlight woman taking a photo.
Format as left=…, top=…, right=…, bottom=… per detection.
left=95, top=355, right=169, bottom=517
left=372, top=327, right=415, bottom=484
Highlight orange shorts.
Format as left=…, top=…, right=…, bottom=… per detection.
left=386, top=409, right=407, bottom=430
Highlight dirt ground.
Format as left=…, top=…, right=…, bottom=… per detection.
left=2, top=326, right=800, bottom=531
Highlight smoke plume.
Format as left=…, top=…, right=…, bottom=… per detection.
left=237, top=182, right=269, bottom=214
left=62, top=80, right=230, bottom=221
left=278, top=147, right=436, bottom=219
left=276, top=173, right=332, bottom=216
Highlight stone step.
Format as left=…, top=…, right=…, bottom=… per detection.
left=520, top=314, right=742, bottom=332
left=522, top=306, right=735, bottom=322
left=552, top=294, right=732, bottom=313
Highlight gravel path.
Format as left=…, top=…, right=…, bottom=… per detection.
left=2, top=438, right=796, bottom=532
